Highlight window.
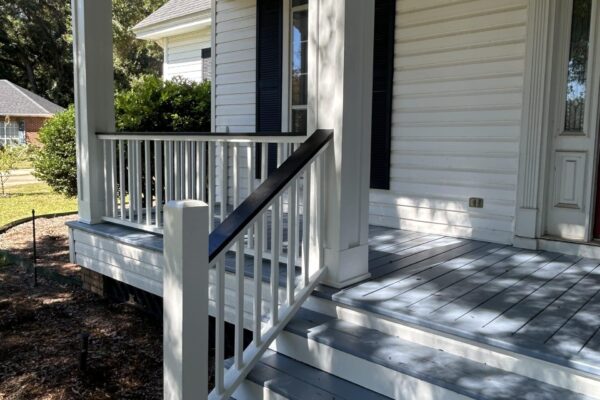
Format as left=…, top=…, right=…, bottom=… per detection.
left=289, top=0, right=308, bottom=133
left=564, top=0, right=592, bottom=132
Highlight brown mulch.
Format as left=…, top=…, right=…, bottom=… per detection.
left=0, top=215, right=80, bottom=278
left=0, top=217, right=163, bottom=399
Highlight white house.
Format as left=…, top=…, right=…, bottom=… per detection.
left=68, top=0, right=600, bottom=399
left=133, top=0, right=212, bottom=82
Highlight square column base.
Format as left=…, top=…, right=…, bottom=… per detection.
left=322, top=244, right=371, bottom=289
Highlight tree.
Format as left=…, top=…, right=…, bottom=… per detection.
left=0, top=0, right=167, bottom=106
left=34, top=77, right=211, bottom=196
left=33, top=106, right=78, bottom=197
left=0, top=0, right=74, bottom=106
left=112, top=0, right=167, bottom=91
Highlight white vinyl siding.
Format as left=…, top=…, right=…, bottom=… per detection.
left=164, top=29, right=211, bottom=81
left=213, top=0, right=258, bottom=204
left=214, top=0, right=257, bottom=133
left=369, top=0, right=528, bottom=244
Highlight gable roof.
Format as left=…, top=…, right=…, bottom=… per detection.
left=134, top=0, right=211, bottom=31
left=0, top=80, right=64, bottom=117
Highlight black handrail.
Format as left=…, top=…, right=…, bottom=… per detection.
left=208, top=129, right=333, bottom=262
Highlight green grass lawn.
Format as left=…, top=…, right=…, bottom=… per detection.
left=0, top=183, right=77, bottom=227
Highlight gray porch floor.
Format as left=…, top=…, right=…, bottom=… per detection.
left=315, top=226, right=600, bottom=377
left=69, top=220, right=600, bottom=376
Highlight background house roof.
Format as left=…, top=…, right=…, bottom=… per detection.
left=134, top=0, right=211, bottom=31
left=0, top=80, right=64, bottom=117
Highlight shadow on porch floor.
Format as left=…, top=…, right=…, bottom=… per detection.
left=314, top=226, right=600, bottom=378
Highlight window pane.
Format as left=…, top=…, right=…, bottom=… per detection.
left=292, top=109, right=307, bottom=134
left=564, top=0, right=592, bottom=132
left=292, top=0, right=308, bottom=8
left=292, top=74, right=307, bottom=105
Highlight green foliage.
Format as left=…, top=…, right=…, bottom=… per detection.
left=116, top=75, right=212, bottom=132
left=33, top=106, right=77, bottom=197
left=0, top=145, right=26, bottom=196
left=112, top=0, right=167, bottom=91
left=0, top=0, right=73, bottom=106
left=34, top=78, right=211, bottom=196
left=0, top=0, right=167, bottom=106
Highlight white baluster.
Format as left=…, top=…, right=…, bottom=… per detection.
left=214, top=255, right=225, bottom=395
left=208, top=142, right=215, bottom=231
left=271, top=200, right=280, bottom=324
left=247, top=145, right=255, bottom=249
left=119, top=140, right=125, bottom=220
left=235, top=238, right=245, bottom=369
left=144, top=140, right=151, bottom=225
left=155, top=141, right=163, bottom=227
left=136, top=141, right=143, bottom=224
left=253, top=217, right=263, bottom=345
left=110, top=140, right=117, bottom=217
left=232, top=143, right=239, bottom=209
left=127, top=140, right=134, bottom=222
left=303, top=167, right=311, bottom=286
left=287, top=182, right=297, bottom=305
left=220, top=142, right=228, bottom=222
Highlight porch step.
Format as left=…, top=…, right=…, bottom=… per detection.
left=271, top=308, right=594, bottom=400
left=233, top=350, right=390, bottom=400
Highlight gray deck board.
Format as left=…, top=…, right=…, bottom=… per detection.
left=319, top=226, right=600, bottom=377
left=392, top=245, right=517, bottom=310
left=285, top=309, right=592, bottom=400
left=451, top=254, right=580, bottom=331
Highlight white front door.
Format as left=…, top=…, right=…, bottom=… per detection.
left=545, top=0, right=600, bottom=241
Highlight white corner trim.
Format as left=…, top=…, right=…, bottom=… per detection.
left=515, top=0, right=557, bottom=239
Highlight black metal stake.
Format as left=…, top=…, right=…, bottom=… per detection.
left=32, top=209, right=37, bottom=287
left=80, top=332, right=90, bottom=371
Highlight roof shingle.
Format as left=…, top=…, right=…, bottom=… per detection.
left=0, top=80, right=64, bottom=117
left=134, top=0, right=211, bottom=30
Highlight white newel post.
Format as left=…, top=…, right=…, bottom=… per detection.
left=309, top=0, right=375, bottom=288
left=163, top=201, right=209, bottom=400
left=71, top=0, right=115, bottom=224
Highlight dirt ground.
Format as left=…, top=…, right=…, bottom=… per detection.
left=0, top=217, right=163, bottom=399
left=0, top=215, right=80, bottom=278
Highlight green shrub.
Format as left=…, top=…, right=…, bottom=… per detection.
left=116, top=75, right=211, bottom=132
left=33, top=76, right=212, bottom=197
left=33, top=106, right=77, bottom=197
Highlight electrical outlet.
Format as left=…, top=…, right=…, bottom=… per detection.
left=469, top=197, right=484, bottom=208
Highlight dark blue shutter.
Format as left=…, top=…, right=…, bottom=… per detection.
left=370, top=0, right=396, bottom=190
left=256, top=0, right=283, bottom=177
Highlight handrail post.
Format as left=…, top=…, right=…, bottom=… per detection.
left=163, top=200, right=209, bottom=400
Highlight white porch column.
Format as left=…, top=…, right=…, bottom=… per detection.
left=514, top=0, right=556, bottom=247
left=310, top=0, right=375, bottom=288
left=72, top=0, right=115, bottom=224
left=163, top=201, right=209, bottom=400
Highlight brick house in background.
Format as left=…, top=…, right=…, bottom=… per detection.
left=0, top=79, right=65, bottom=146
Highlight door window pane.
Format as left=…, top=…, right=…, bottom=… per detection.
left=564, top=0, right=592, bottom=132
left=290, top=3, right=308, bottom=133
left=291, top=109, right=307, bottom=133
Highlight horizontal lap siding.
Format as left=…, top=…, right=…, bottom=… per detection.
left=215, top=0, right=257, bottom=133
left=370, top=0, right=527, bottom=244
left=164, top=30, right=211, bottom=81
left=213, top=0, right=258, bottom=204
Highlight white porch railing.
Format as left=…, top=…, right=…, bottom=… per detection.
left=163, top=130, right=333, bottom=400
left=97, top=132, right=305, bottom=234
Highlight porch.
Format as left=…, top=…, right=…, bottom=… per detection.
left=68, top=218, right=600, bottom=393
left=318, top=226, right=600, bottom=377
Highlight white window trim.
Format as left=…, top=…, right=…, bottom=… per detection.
left=282, top=0, right=309, bottom=133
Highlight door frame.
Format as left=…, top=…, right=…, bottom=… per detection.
left=542, top=0, right=600, bottom=243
